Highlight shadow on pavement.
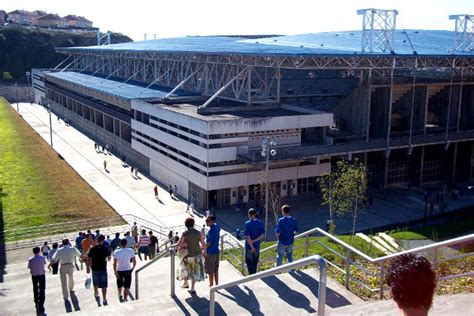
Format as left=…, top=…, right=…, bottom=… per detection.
left=218, top=285, right=263, bottom=316
left=289, top=270, right=352, bottom=308
left=185, top=293, right=226, bottom=315
left=262, top=275, right=317, bottom=313
left=70, top=291, right=81, bottom=311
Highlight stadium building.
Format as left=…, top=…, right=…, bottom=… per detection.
left=32, top=12, right=474, bottom=209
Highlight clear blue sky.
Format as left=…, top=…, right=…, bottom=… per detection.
left=2, top=0, right=473, bottom=41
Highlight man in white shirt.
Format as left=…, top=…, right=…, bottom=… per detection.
left=113, top=239, right=136, bottom=302
left=50, top=239, right=82, bottom=300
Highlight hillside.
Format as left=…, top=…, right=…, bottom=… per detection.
left=0, top=26, right=132, bottom=82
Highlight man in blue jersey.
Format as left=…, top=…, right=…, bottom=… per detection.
left=205, top=215, right=220, bottom=286
left=243, top=208, right=265, bottom=274
left=275, top=205, right=298, bottom=266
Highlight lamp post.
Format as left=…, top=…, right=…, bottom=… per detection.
left=25, top=71, right=31, bottom=103
left=261, top=137, right=277, bottom=240
left=47, top=99, right=53, bottom=147
left=14, top=82, right=19, bottom=112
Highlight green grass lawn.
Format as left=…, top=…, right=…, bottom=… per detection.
left=224, top=234, right=384, bottom=274
left=389, top=216, right=474, bottom=241
left=0, top=98, right=121, bottom=233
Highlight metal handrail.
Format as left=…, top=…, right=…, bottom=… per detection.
left=135, top=247, right=177, bottom=300
left=254, top=226, right=474, bottom=299
left=209, top=255, right=327, bottom=316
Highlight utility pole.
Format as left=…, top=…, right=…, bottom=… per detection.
left=25, top=71, right=31, bottom=103
left=261, top=137, right=277, bottom=240
left=14, top=82, right=19, bottom=112
left=48, top=102, right=53, bottom=147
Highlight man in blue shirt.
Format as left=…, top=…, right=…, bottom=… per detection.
left=244, top=208, right=265, bottom=275
left=275, top=205, right=298, bottom=266
left=205, top=215, right=220, bottom=286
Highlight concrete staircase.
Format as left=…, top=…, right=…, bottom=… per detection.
left=0, top=249, right=361, bottom=315
left=355, top=233, right=401, bottom=255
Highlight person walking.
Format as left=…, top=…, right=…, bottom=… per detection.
left=177, top=217, right=206, bottom=295
left=50, top=239, right=82, bottom=300
left=148, top=231, right=158, bottom=259
left=109, top=233, right=121, bottom=251
left=154, top=185, right=158, bottom=199
left=81, top=233, right=95, bottom=255
left=113, top=239, right=137, bottom=302
left=169, top=185, right=173, bottom=197
left=205, top=215, right=220, bottom=287
left=244, top=208, right=265, bottom=275
left=75, top=232, right=85, bottom=251
left=174, top=184, right=178, bottom=197
left=41, top=242, right=50, bottom=259
left=86, top=235, right=112, bottom=306
left=130, top=166, right=134, bottom=176
left=105, top=236, right=111, bottom=248
left=134, top=167, right=139, bottom=177
left=48, top=243, right=59, bottom=275
left=136, top=229, right=150, bottom=261
left=28, top=246, right=47, bottom=313
left=125, top=232, right=135, bottom=249
left=131, top=223, right=139, bottom=244
left=103, top=160, right=107, bottom=171
left=275, top=205, right=298, bottom=267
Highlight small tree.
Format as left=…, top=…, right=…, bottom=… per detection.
left=2, top=72, right=13, bottom=81
left=319, top=159, right=368, bottom=238
left=318, top=171, right=337, bottom=234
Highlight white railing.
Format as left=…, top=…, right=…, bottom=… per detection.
left=135, top=248, right=177, bottom=300
left=209, top=255, right=327, bottom=316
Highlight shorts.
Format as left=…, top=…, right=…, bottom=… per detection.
left=138, top=246, right=149, bottom=254
left=116, top=270, right=132, bottom=289
left=205, top=253, right=219, bottom=274
left=92, top=270, right=108, bottom=288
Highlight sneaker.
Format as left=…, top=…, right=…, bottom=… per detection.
left=119, top=295, right=124, bottom=303
left=95, top=296, right=101, bottom=306
left=103, top=299, right=108, bottom=306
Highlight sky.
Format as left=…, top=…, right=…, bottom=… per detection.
left=2, top=0, right=473, bottom=41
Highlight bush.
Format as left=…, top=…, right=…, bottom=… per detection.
left=2, top=71, right=12, bottom=80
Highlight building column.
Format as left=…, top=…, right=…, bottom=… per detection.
left=419, top=146, right=425, bottom=186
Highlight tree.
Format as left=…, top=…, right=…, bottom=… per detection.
left=318, top=171, right=337, bottom=234
left=2, top=71, right=12, bottom=81
left=318, top=159, right=368, bottom=238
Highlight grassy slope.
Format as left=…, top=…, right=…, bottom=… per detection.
left=0, top=98, right=120, bottom=230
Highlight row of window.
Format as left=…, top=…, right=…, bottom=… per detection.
left=133, top=129, right=207, bottom=167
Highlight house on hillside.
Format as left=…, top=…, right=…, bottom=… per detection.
left=37, top=13, right=68, bottom=28
left=0, top=10, right=6, bottom=24
left=7, top=10, right=45, bottom=26
left=64, top=15, right=93, bottom=28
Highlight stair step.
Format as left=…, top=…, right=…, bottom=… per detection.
left=355, top=233, right=392, bottom=255
left=377, top=233, right=401, bottom=251
left=372, top=236, right=398, bottom=254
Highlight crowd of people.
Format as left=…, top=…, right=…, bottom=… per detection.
left=27, top=205, right=438, bottom=315
left=27, top=224, right=161, bottom=314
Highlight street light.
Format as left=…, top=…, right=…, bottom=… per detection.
left=14, top=82, right=19, bottom=112
left=261, top=137, right=277, bottom=240
left=25, top=71, right=31, bottom=103
left=46, top=98, right=53, bottom=147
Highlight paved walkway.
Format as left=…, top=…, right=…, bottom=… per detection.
left=14, top=102, right=474, bottom=242
left=14, top=102, right=203, bottom=230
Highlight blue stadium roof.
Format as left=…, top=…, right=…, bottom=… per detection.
left=47, top=72, right=174, bottom=100
left=62, top=30, right=474, bottom=57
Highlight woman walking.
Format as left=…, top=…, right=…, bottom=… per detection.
left=176, top=217, right=206, bottom=295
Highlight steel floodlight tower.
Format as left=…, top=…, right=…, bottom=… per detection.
left=357, top=8, right=398, bottom=53
left=97, top=31, right=111, bottom=46
left=449, top=14, right=474, bottom=51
